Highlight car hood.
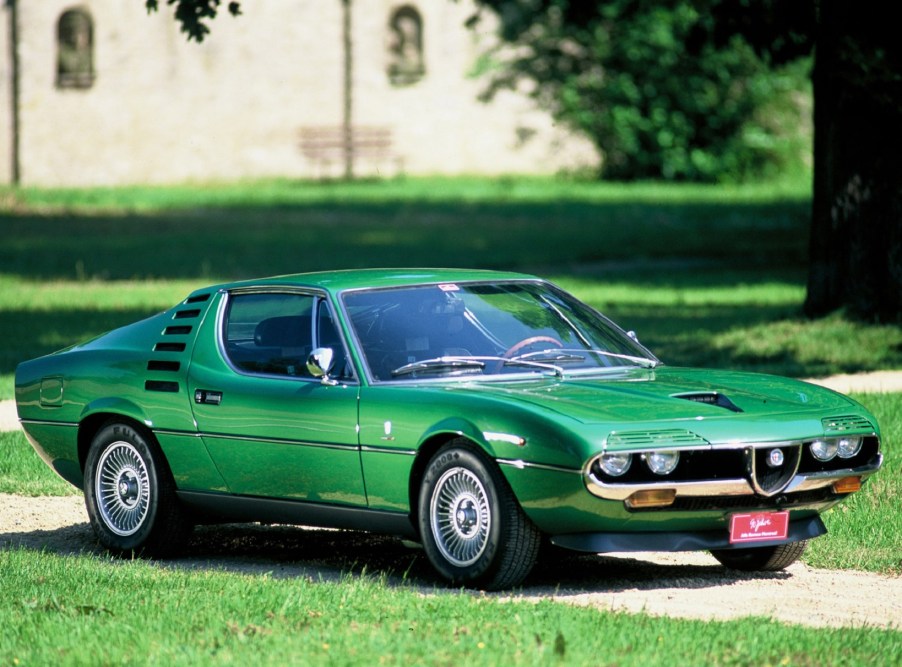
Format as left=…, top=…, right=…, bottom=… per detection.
left=447, top=366, right=856, bottom=426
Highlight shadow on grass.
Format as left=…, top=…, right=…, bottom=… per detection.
left=0, top=199, right=809, bottom=281
left=1, top=520, right=789, bottom=594
left=5, top=197, right=898, bottom=380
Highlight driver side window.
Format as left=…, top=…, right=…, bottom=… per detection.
left=223, top=293, right=315, bottom=378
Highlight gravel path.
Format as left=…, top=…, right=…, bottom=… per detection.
left=0, top=400, right=19, bottom=431
left=2, top=373, right=901, bottom=630
left=2, top=495, right=900, bottom=630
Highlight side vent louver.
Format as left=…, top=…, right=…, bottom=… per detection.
left=154, top=342, right=186, bottom=352
left=145, top=380, right=179, bottom=393
left=146, top=299, right=202, bottom=394
left=672, top=392, right=743, bottom=413
left=147, top=360, right=180, bottom=372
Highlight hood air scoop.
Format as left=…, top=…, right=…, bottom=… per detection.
left=672, top=392, right=743, bottom=413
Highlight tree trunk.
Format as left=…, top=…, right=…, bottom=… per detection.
left=805, top=0, right=902, bottom=322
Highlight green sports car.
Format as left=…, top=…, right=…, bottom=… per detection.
left=15, top=269, right=882, bottom=589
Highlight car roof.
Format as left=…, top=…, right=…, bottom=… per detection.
left=188, top=268, right=541, bottom=299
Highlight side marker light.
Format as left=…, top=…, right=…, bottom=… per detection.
left=832, top=477, right=862, bottom=494
left=625, top=489, right=677, bottom=509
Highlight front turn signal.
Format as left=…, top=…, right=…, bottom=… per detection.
left=625, top=488, right=677, bottom=509
left=832, top=476, right=862, bottom=494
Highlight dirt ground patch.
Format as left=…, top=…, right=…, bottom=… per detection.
left=2, top=493, right=899, bottom=630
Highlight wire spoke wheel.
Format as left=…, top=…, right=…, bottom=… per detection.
left=430, top=466, right=491, bottom=567
left=419, top=441, right=541, bottom=589
left=95, top=441, right=151, bottom=536
left=85, top=422, right=192, bottom=557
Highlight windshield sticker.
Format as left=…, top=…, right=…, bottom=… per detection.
left=438, top=283, right=460, bottom=292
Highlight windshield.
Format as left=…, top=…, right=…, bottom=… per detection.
left=342, top=281, right=658, bottom=382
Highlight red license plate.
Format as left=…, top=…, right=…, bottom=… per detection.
left=729, top=511, right=790, bottom=544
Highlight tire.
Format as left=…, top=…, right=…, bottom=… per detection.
left=418, top=440, right=541, bottom=590
left=710, top=540, right=807, bottom=572
left=83, top=421, right=191, bottom=557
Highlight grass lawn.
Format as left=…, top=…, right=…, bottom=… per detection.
left=3, top=176, right=901, bottom=399
left=2, top=177, right=900, bottom=664
left=1, top=549, right=899, bottom=667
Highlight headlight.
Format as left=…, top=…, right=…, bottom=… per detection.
left=810, top=439, right=838, bottom=461
left=598, top=452, right=632, bottom=476
left=644, top=450, right=680, bottom=475
left=836, top=436, right=863, bottom=459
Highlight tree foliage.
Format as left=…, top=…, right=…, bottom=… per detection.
left=146, top=0, right=900, bottom=320
left=471, top=0, right=811, bottom=181
left=144, top=0, right=241, bottom=42
left=474, top=1, right=901, bottom=320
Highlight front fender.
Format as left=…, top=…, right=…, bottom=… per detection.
left=418, top=416, right=488, bottom=449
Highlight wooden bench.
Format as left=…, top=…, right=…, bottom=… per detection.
left=299, top=126, right=403, bottom=179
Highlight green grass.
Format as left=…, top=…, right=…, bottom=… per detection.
left=805, top=392, right=902, bottom=574
left=0, top=176, right=837, bottom=401
left=1, top=176, right=813, bottom=283
left=1, top=175, right=813, bottom=211
left=1, top=549, right=898, bottom=667
left=0, top=431, right=78, bottom=496
left=8, top=175, right=898, bottom=401
left=2, top=177, right=901, bottom=664
left=4, top=176, right=899, bottom=400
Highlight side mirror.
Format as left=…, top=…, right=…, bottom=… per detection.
left=307, top=347, right=338, bottom=385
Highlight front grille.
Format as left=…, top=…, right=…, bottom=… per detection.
left=752, top=445, right=801, bottom=496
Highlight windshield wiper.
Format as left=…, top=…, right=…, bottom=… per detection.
left=580, top=348, right=659, bottom=368
left=509, top=348, right=658, bottom=369
left=510, top=350, right=587, bottom=364
left=391, top=357, right=486, bottom=377
left=498, top=357, right=565, bottom=377
left=391, top=355, right=566, bottom=378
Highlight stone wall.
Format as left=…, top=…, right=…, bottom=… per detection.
left=1, top=1, right=598, bottom=186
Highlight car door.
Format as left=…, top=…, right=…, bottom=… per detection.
left=188, top=288, right=365, bottom=505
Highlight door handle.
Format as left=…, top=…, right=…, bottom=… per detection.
left=194, top=389, right=223, bottom=405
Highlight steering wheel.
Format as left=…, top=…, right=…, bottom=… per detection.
left=493, top=336, right=563, bottom=373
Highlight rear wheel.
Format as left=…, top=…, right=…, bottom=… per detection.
left=84, top=421, right=191, bottom=557
left=710, top=541, right=807, bottom=571
left=418, top=440, right=541, bottom=590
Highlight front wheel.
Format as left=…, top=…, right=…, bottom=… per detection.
left=710, top=541, right=807, bottom=571
left=84, top=421, right=191, bottom=557
left=418, top=440, right=541, bottom=590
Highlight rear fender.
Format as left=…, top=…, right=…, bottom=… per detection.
left=80, top=397, right=150, bottom=429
